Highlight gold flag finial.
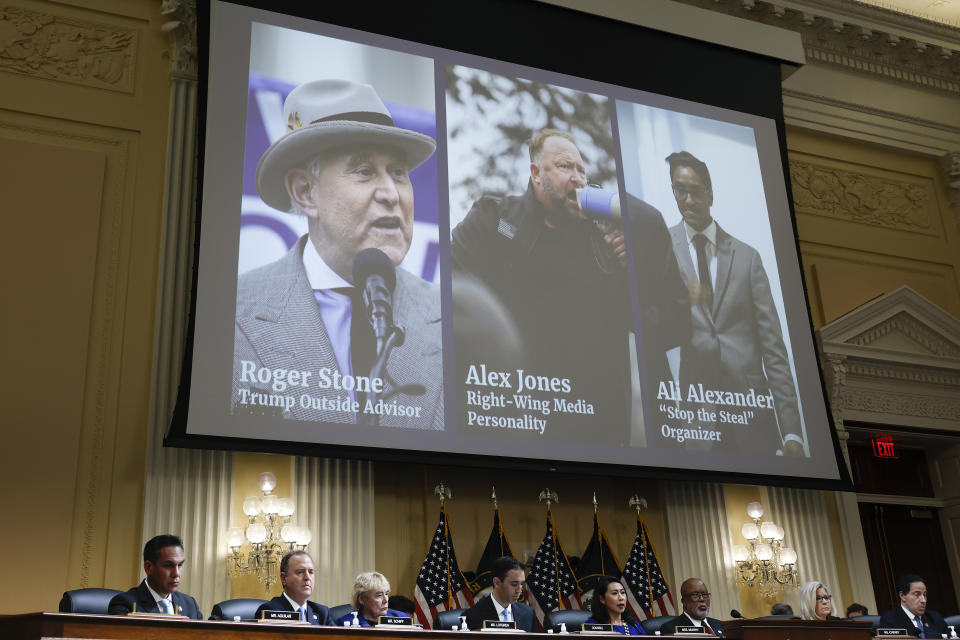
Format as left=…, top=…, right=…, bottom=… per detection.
left=434, top=482, right=452, bottom=506
left=491, top=486, right=499, bottom=509
left=629, top=494, right=648, bottom=515
left=538, top=488, right=559, bottom=511
left=593, top=491, right=599, bottom=513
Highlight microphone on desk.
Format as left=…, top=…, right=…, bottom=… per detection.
left=730, top=610, right=745, bottom=619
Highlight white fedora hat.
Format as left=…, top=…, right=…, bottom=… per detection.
left=256, top=79, right=437, bottom=211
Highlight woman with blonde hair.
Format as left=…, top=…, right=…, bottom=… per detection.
left=336, top=571, right=410, bottom=626
left=799, top=581, right=840, bottom=621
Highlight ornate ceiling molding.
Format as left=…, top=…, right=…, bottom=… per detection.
left=160, top=0, right=196, bottom=80
left=673, top=0, right=960, bottom=95
left=818, top=286, right=960, bottom=432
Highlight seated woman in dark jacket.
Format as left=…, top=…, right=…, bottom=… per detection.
left=585, top=576, right=646, bottom=635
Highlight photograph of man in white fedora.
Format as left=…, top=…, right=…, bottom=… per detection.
left=231, top=77, right=444, bottom=429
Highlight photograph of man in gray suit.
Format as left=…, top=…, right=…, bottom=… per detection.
left=232, top=79, right=443, bottom=429
left=665, top=151, right=805, bottom=457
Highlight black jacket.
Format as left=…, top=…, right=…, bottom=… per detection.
left=254, top=594, right=333, bottom=625
left=107, top=580, right=202, bottom=619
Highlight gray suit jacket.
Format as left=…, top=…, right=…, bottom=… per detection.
left=669, top=221, right=801, bottom=453
left=233, top=235, right=443, bottom=429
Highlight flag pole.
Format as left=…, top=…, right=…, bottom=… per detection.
left=628, top=494, right=650, bottom=613
left=435, top=482, right=453, bottom=609
left=539, top=488, right=562, bottom=609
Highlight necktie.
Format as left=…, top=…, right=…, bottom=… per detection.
left=692, top=234, right=713, bottom=313
left=915, top=615, right=925, bottom=638
left=159, top=598, right=172, bottom=614
left=704, top=622, right=717, bottom=636
left=501, top=608, right=511, bottom=622
left=300, top=606, right=307, bottom=622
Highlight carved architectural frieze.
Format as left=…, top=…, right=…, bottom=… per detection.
left=847, top=310, right=960, bottom=356
left=0, top=5, right=136, bottom=91
left=673, top=0, right=960, bottom=95
left=160, top=0, right=197, bottom=79
left=843, top=386, right=960, bottom=420
left=844, top=360, right=960, bottom=387
left=790, top=158, right=933, bottom=231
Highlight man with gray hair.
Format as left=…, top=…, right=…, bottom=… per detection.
left=233, top=78, right=443, bottom=429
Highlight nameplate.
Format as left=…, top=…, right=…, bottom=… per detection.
left=379, top=616, right=413, bottom=626
left=581, top=623, right=614, bottom=633
left=676, top=626, right=707, bottom=634
left=126, top=612, right=187, bottom=619
left=877, top=630, right=909, bottom=637
left=259, top=609, right=302, bottom=623
left=484, top=620, right=518, bottom=630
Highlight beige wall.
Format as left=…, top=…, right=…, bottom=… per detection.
left=787, top=128, right=960, bottom=328
left=0, top=0, right=171, bottom=615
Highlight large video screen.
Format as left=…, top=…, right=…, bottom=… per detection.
left=173, top=0, right=848, bottom=484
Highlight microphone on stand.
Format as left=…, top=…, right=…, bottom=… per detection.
left=730, top=610, right=745, bottom=619
left=353, top=248, right=397, bottom=354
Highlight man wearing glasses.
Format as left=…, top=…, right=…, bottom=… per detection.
left=666, top=151, right=804, bottom=457
left=660, top=579, right=724, bottom=636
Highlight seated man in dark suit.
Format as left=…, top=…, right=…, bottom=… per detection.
left=464, top=556, right=535, bottom=631
left=878, top=574, right=947, bottom=638
left=108, top=534, right=202, bottom=619
left=255, top=550, right=332, bottom=625
left=660, top=578, right=724, bottom=636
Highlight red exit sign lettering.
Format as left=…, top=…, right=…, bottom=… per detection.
left=872, top=437, right=897, bottom=459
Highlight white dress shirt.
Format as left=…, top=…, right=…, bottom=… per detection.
left=302, top=240, right=355, bottom=393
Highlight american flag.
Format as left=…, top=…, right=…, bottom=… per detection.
left=622, top=517, right=675, bottom=619
left=577, top=513, right=637, bottom=620
left=471, top=506, right=516, bottom=597
left=413, top=508, right=474, bottom=628
left=526, top=511, right=582, bottom=630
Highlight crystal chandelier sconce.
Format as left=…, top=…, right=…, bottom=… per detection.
left=225, top=472, right=312, bottom=590
left=731, top=501, right=798, bottom=598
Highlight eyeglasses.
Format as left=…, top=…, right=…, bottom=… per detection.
left=672, top=183, right=710, bottom=202
left=816, top=595, right=833, bottom=602
left=683, top=592, right=711, bottom=601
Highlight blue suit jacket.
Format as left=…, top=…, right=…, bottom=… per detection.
left=255, top=594, right=332, bottom=625
left=107, top=580, right=202, bottom=619
left=878, top=607, right=947, bottom=637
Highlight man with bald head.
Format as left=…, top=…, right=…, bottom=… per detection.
left=660, top=578, right=725, bottom=636
left=451, top=128, right=635, bottom=442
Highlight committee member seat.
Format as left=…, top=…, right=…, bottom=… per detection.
left=209, top=598, right=269, bottom=621
left=759, top=615, right=799, bottom=620
left=434, top=608, right=468, bottom=630
left=641, top=615, right=676, bottom=635
left=545, top=609, right=592, bottom=632
left=58, top=588, right=123, bottom=614
left=329, top=603, right=354, bottom=624
left=944, top=615, right=960, bottom=630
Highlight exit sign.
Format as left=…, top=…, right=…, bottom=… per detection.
left=872, top=437, right=898, bottom=459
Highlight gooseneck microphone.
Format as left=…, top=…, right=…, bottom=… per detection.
left=730, top=610, right=744, bottom=619
left=353, top=248, right=397, bottom=353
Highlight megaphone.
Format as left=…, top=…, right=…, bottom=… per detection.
left=576, top=186, right=621, bottom=222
